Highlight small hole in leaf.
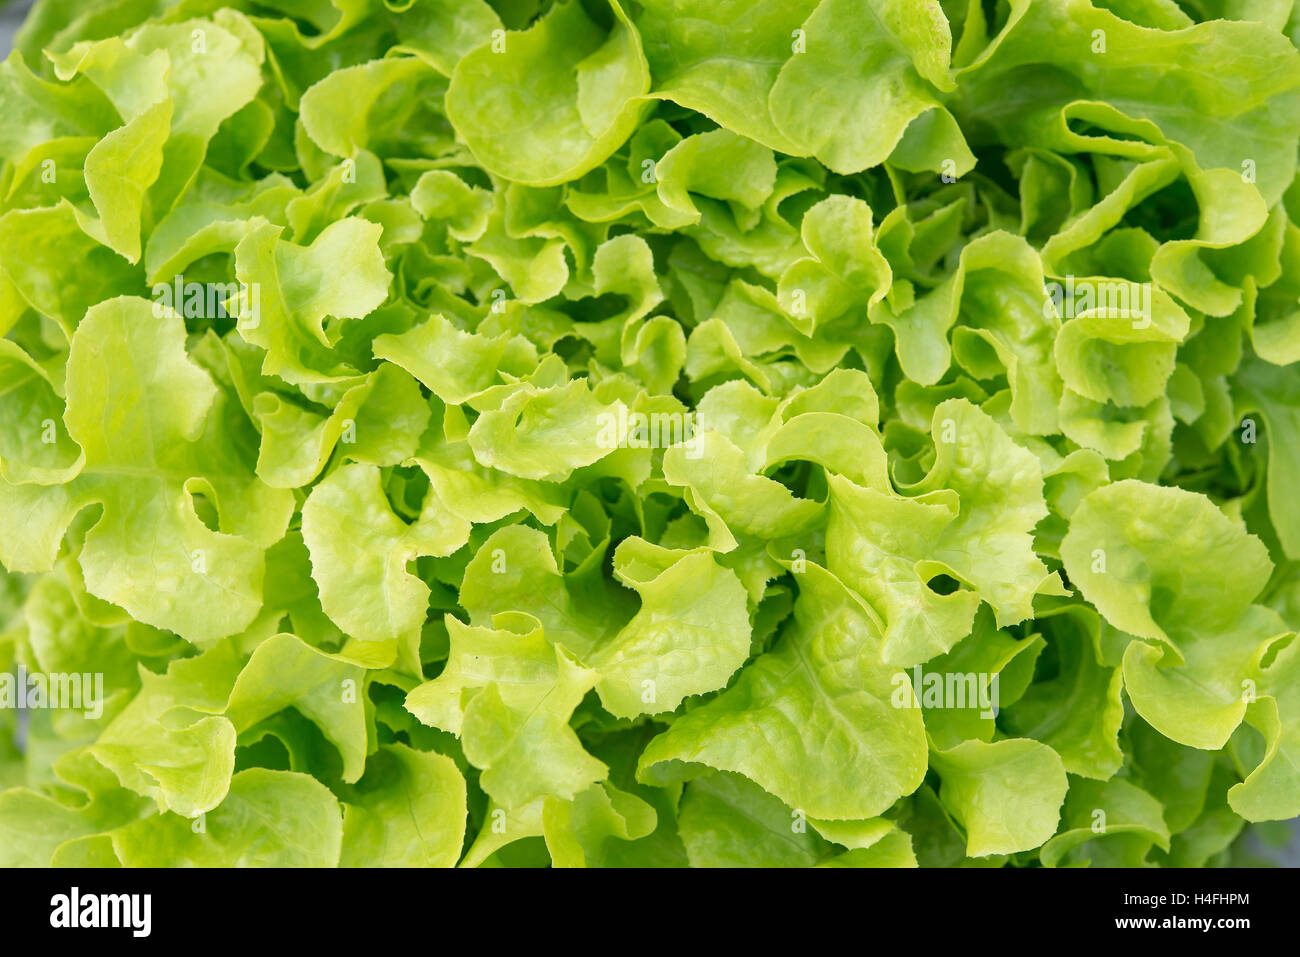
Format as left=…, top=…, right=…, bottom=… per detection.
left=925, top=573, right=961, bottom=596
left=190, top=491, right=220, bottom=532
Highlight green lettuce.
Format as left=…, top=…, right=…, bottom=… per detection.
left=0, top=0, right=1298, bottom=869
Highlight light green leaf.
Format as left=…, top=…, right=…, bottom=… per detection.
left=0, top=298, right=293, bottom=645
left=111, top=769, right=342, bottom=867
left=301, top=462, right=470, bottom=643
left=589, top=543, right=750, bottom=718
left=341, top=743, right=467, bottom=867
left=446, top=0, right=651, bottom=186
left=638, top=563, right=927, bottom=820
left=929, top=737, right=1068, bottom=857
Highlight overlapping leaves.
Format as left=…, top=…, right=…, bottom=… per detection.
left=1, top=0, right=1298, bottom=868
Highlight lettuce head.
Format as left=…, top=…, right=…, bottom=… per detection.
left=0, top=0, right=1298, bottom=868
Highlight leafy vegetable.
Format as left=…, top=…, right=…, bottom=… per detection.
left=1, top=0, right=1298, bottom=869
